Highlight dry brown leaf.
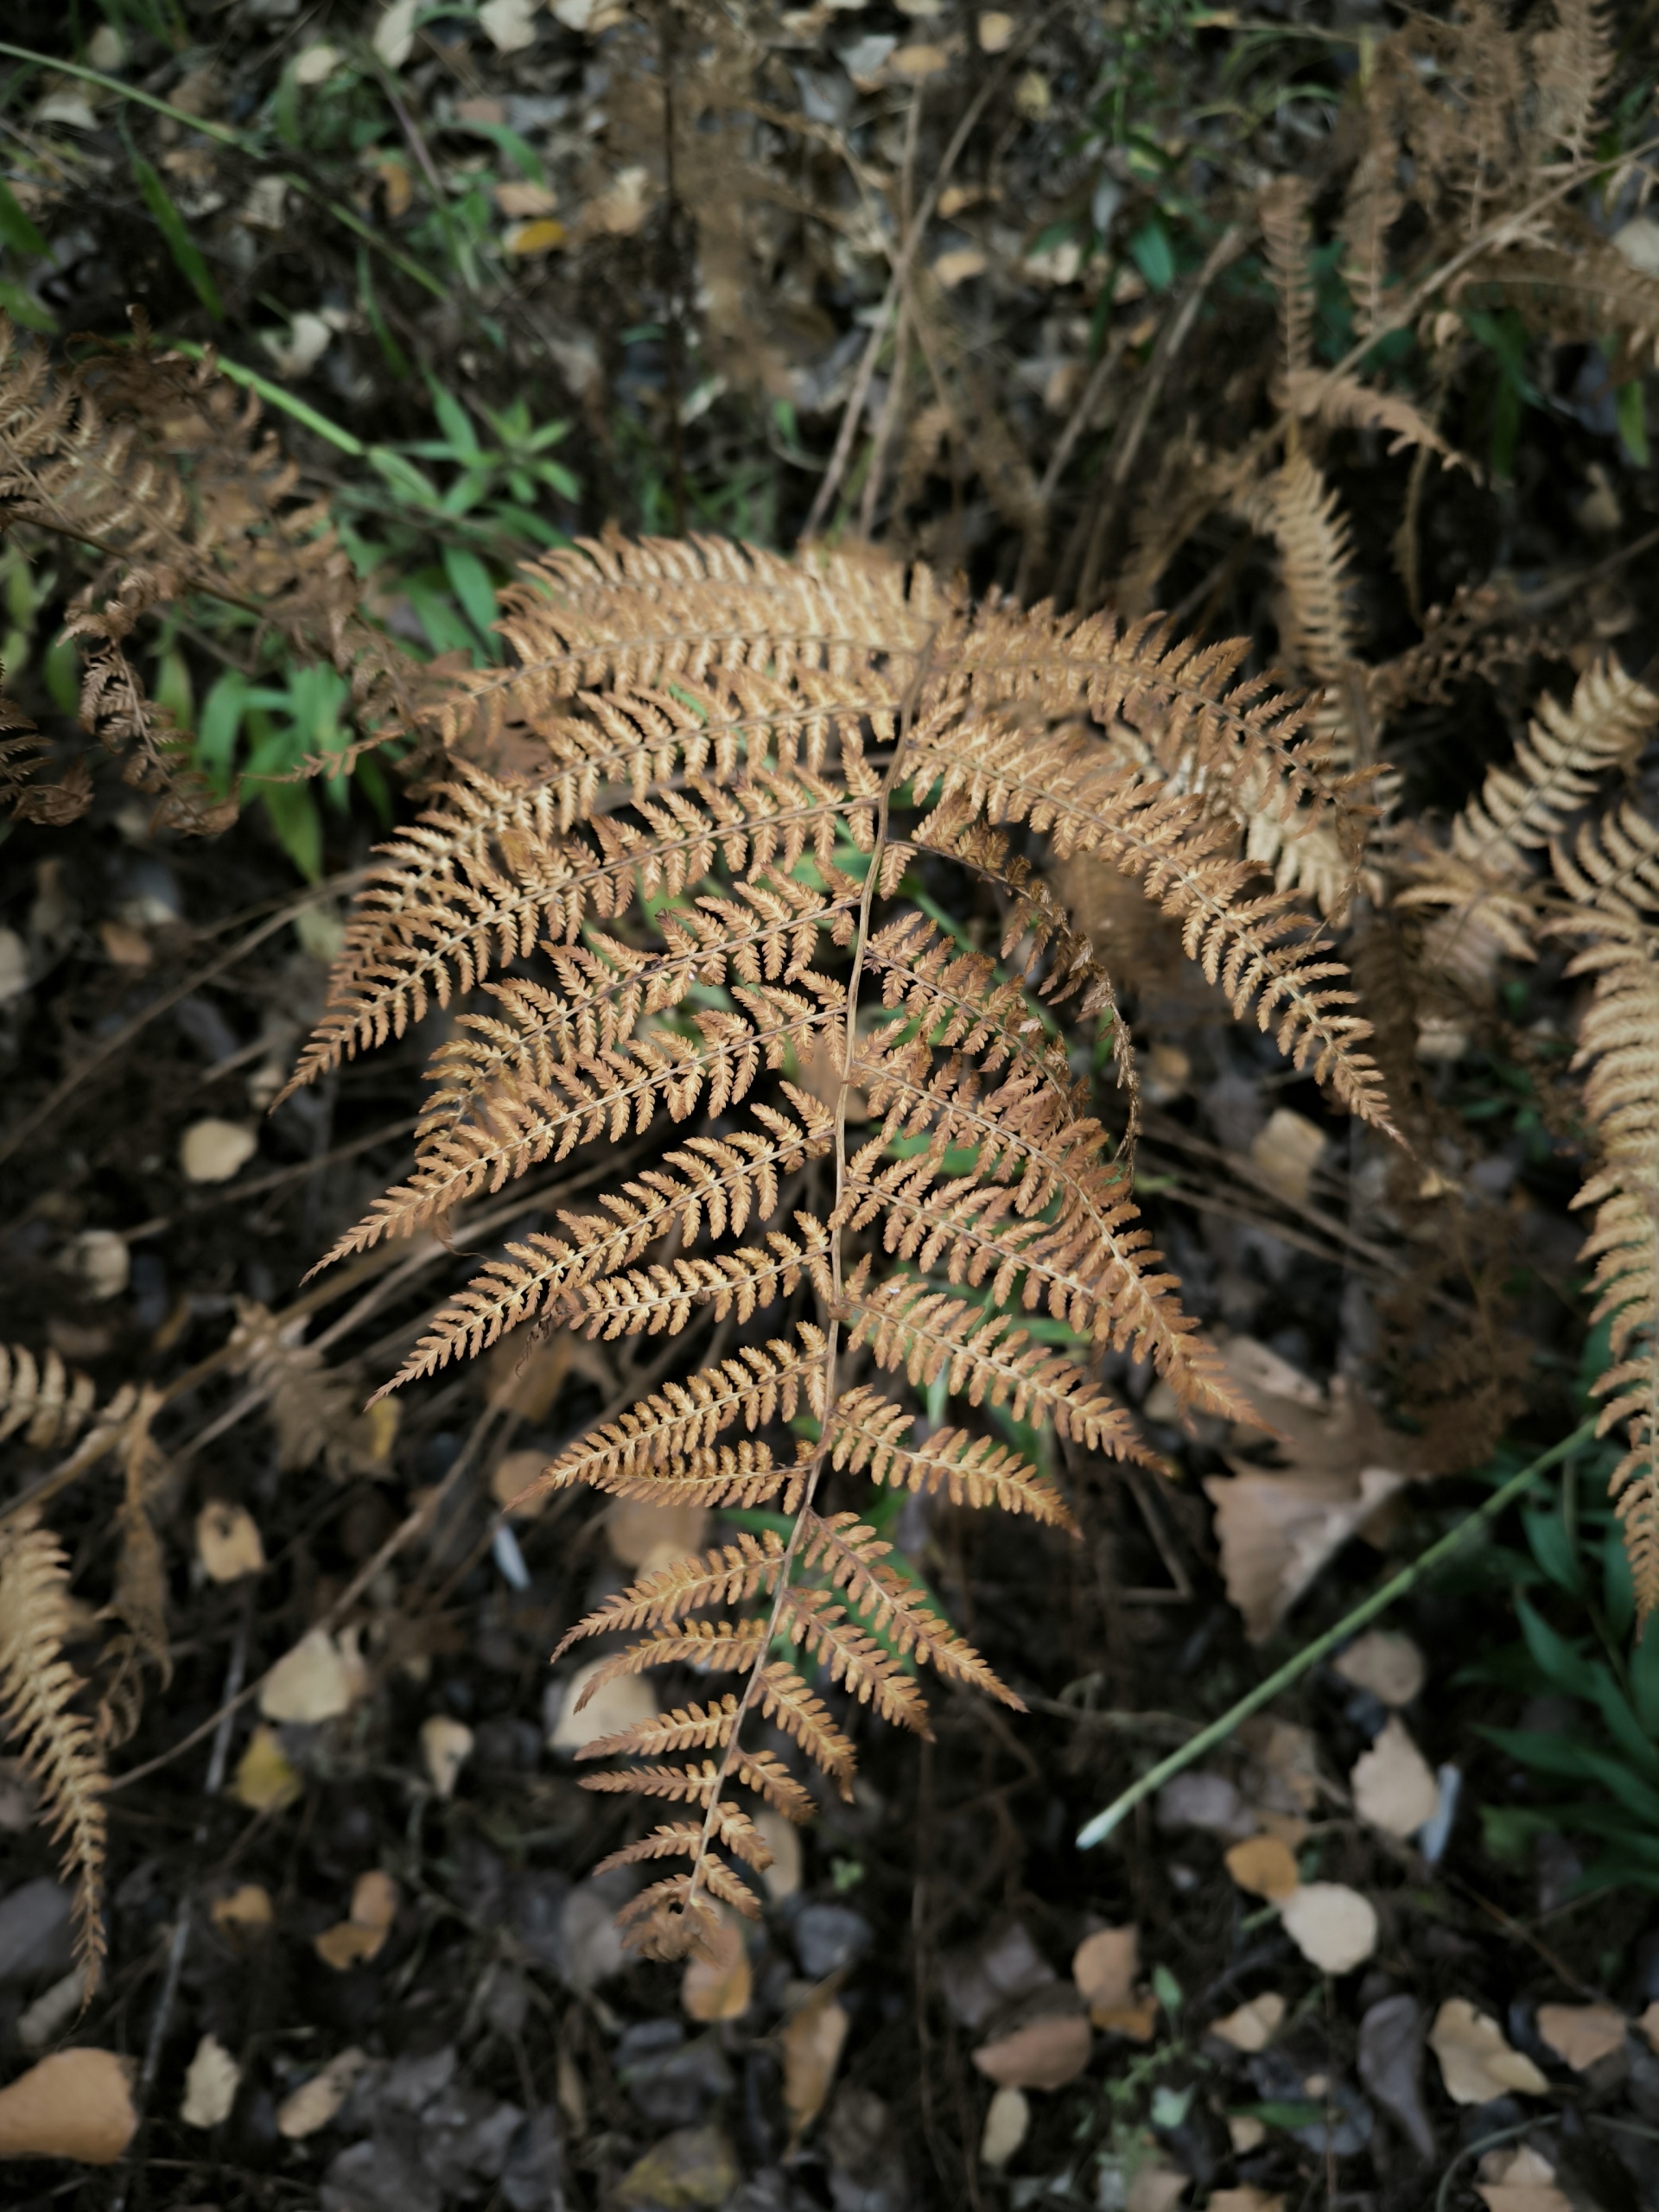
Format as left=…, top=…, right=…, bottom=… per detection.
left=209, top=1885, right=272, bottom=1942
left=495, top=181, right=558, bottom=219
left=891, top=42, right=950, bottom=79
left=1535, top=2002, right=1627, bottom=2072
left=1279, top=1884, right=1377, bottom=1974
left=99, top=920, right=151, bottom=969
left=1210, top=2191, right=1287, bottom=2212
left=1211, top=1339, right=1421, bottom=1639
left=1474, top=2145, right=1573, bottom=2212
left=276, top=2047, right=369, bottom=2140
left=420, top=1715, right=473, bottom=1799
left=1229, top=2116, right=1268, bottom=2152
left=1209, top=1993, right=1286, bottom=2053
left=973, top=2012, right=1091, bottom=2090
left=980, top=2085, right=1029, bottom=2166
left=1125, top=2167, right=1187, bottom=2212
left=1072, top=1926, right=1137, bottom=2012
left=755, top=1808, right=803, bottom=1901
left=180, top=2033, right=239, bottom=2128
left=977, top=10, right=1015, bottom=51
left=607, top=1497, right=711, bottom=1572
left=195, top=1501, right=264, bottom=1583
left=550, top=1656, right=658, bottom=1752
left=1206, top=1465, right=1406, bottom=1641
left=1429, top=1999, right=1548, bottom=2104
left=1239, top=1716, right=1325, bottom=1815
left=0, top=2049, right=137, bottom=2162
left=258, top=1629, right=360, bottom=1725
left=1638, top=1999, right=1659, bottom=2052
left=782, top=1982, right=849, bottom=2139
left=1224, top=1834, right=1300, bottom=1901
left=315, top=1871, right=399, bottom=1971
left=504, top=219, right=567, bottom=257
left=1350, top=1717, right=1440, bottom=1839
left=1332, top=1630, right=1426, bottom=1707
left=1249, top=1106, right=1325, bottom=1205
left=180, top=1118, right=257, bottom=1184
left=681, top=1910, right=751, bottom=2024
left=491, top=1447, right=550, bottom=1517
left=232, top=1726, right=301, bottom=1812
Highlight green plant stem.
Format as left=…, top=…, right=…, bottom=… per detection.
left=162, top=340, right=366, bottom=455
left=1075, top=1414, right=1600, bottom=1849
left=0, top=42, right=446, bottom=301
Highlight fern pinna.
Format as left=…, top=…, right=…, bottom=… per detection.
left=289, top=535, right=1392, bottom=1960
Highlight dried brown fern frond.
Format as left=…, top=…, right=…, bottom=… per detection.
left=1551, top=827, right=1659, bottom=1616
left=0, top=1515, right=109, bottom=1987
left=0, top=317, right=436, bottom=823
left=0, top=1341, right=97, bottom=1449
left=906, top=718, right=1391, bottom=1133
left=1527, top=0, right=1613, bottom=164
left=1262, top=176, right=1317, bottom=381
left=288, top=535, right=1395, bottom=1958
left=1396, top=659, right=1659, bottom=991
left=432, top=530, right=939, bottom=755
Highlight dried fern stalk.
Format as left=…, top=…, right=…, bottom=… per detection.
left=0, top=1515, right=109, bottom=1986
left=292, top=533, right=1393, bottom=1958
left=1552, top=798, right=1659, bottom=1621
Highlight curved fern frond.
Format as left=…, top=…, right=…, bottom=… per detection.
left=828, top=1386, right=1077, bottom=1529
left=524, top=1325, right=827, bottom=1505
left=1554, top=864, right=1659, bottom=1617
left=379, top=1097, right=832, bottom=1392
left=798, top=1510, right=1020, bottom=1705
left=556, top=1217, right=833, bottom=1340
left=845, top=1275, right=1147, bottom=1457
left=0, top=1343, right=98, bottom=1450
left=316, top=984, right=842, bottom=1267
left=431, top=530, right=940, bottom=749
left=907, top=714, right=1392, bottom=1131
left=1400, top=658, right=1659, bottom=986
left=0, top=1516, right=108, bottom=1988
left=554, top=1532, right=786, bottom=1655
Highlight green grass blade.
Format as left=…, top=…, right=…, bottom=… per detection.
left=130, top=153, right=222, bottom=318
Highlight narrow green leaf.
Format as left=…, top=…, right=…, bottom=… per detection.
left=0, top=175, right=48, bottom=258
left=0, top=276, right=54, bottom=333
left=451, top=118, right=546, bottom=181
left=1515, top=1598, right=1599, bottom=1700
left=130, top=153, right=223, bottom=318
left=442, top=544, right=499, bottom=644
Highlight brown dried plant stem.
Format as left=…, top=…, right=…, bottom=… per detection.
left=803, top=9, right=1062, bottom=537
left=1068, top=222, right=1247, bottom=614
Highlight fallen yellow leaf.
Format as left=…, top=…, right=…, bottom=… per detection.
left=195, top=1500, right=264, bottom=1583
left=0, top=2050, right=137, bottom=2162
left=505, top=218, right=567, bottom=257
left=1224, top=1833, right=1300, bottom=1901
left=781, top=1982, right=849, bottom=2140
left=681, top=1910, right=752, bottom=2024
left=232, top=1726, right=302, bottom=1812
left=1429, top=1999, right=1548, bottom=2104
left=1535, top=2001, right=1626, bottom=2072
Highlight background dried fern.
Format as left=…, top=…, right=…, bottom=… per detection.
left=2, top=2, right=1659, bottom=2204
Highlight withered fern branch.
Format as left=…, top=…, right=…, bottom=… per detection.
left=286, top=535, right=1394, bottom=1957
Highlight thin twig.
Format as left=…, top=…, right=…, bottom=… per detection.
left=1071, top=223, right=1248, bottom=613
left=0, top=871, right=364, bottom=1171
left=803, top=6, right=1063, bottom=537
left=1077, top=1415, right=1598, bottom=1847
